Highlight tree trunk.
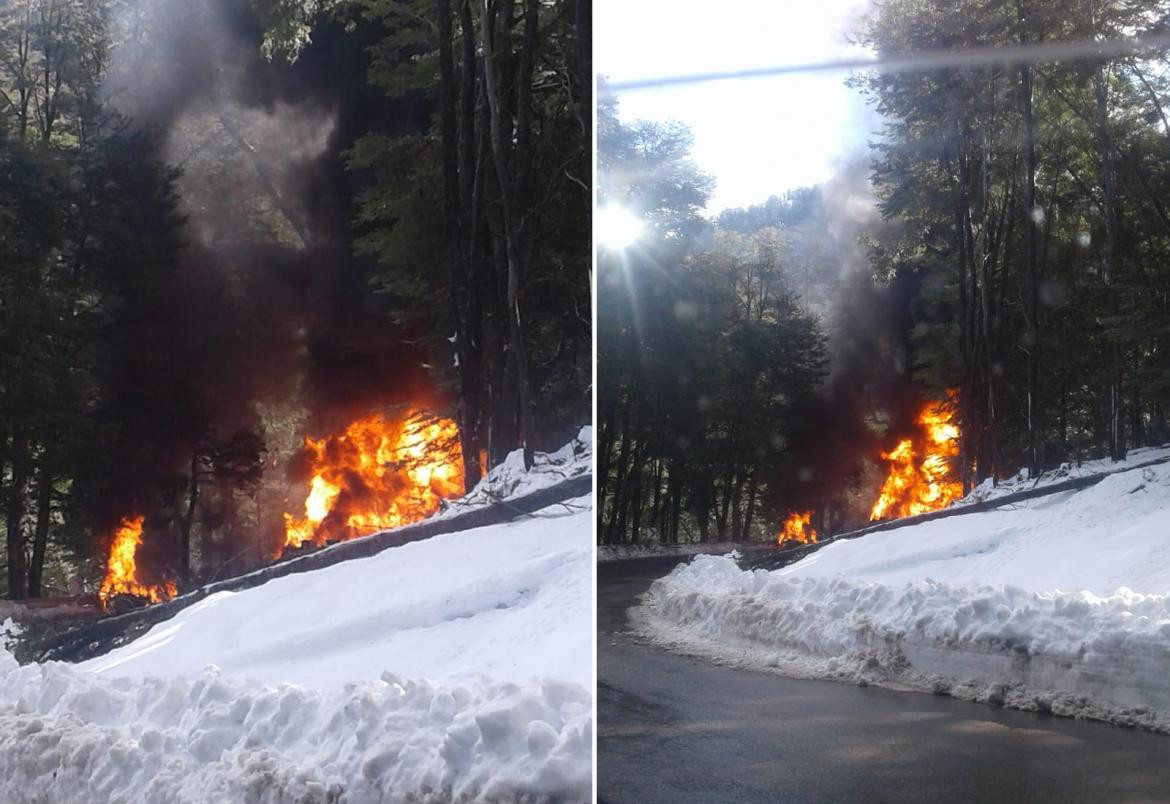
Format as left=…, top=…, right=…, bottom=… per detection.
left=574, top=0, right=591, bottom=141
left=1093, top=65, right=1125, bottom=462
left=954, top=120, right=975, bottom=492
left=669, top=466, right=682, bottom=544
left=741, top=470, right=758, bottom=541
left=27, top=463, right=52, bottom=598
left=604, top=403, right=631, bottom=545
left=597, top=394, right=618, bottom=511
left=628, top=441, right=647, bottom=542
left=715, top=471, right=733, bottom=541
left=180, top=452, right=199, bottom=581
left=650, top=458, right=663, bottom=533
left=5, top=425, right=30, bottom=600
left=729, top=469, right=746, bottom=541
left=977, top=114, right=997, bottom=480
left=479, top=0, right=536, bottom=468
left=1017, top=3, right=1041, bottom=476
left=436, top=0, right=484, bottom=488
left=617, top=436, right=645, bottom=542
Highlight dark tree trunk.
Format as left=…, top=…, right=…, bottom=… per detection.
left=1017, top=4, right=1041, bottom=477
left=574, top=0, right=591, bottom=141
left=741, top=470, right=758, bottom=541
left=617, top=436, right=645, bottom=542
left=479, top=0, right=536, bottom=468
left=180, top=452, right=199, bottom=581
left=715, top=471, right=733, bottom=541
left=976, top=115, right=997, bottom=481
left=628, top=441, right=647, bottom=542
left=436, top=0, right=484, bottom=488
left=729, top=469, right=745, bottom=541
left=1093, top=66, right=1125, bottom=462
left=604, top=403, right=632, bottom=545
left=5, top=425, right=29, bottom=600
left=669, top=466, right=682, bottom=544
left=650, top=458, right=663, bottom=532
left=954, top=121, right=975, bottom=491
left=597, top=395, right=618, bottom=511
left=28, top=463, right=52, bottom=598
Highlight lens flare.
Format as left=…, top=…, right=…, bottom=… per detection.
left=597, top=205, right=644, bottom=251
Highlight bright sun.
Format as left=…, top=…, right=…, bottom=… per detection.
left=596, top=205, right=644, bottom=251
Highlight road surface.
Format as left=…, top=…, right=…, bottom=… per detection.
left=598, top=555, right=1170, bottom=803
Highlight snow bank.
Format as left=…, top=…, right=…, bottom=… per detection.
left=79, top=503, right=592, bottom=691
left=0, top=649, right=590, bottom=803
left=636, top=463, right=1170, bottom=732
left=598, top=542, right=764, bottom=562
left=0, top=437, right=593, bottom=803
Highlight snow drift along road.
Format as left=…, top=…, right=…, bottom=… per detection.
left=636, top=459, right=1170, bottom=733
left=0, top=433, right=593, bottom=803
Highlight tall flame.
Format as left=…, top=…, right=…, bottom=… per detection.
left=777, top=510, right=818, bottom=546
left=282, top=408, right=464, bottom=551
left=869, top=395, right=961, bottom=521
left=98, top=515, right=177, bottom=611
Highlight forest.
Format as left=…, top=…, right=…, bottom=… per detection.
left=598, top=0, right=1170, bottom=545
left=0, top=0, right=590, bottom=600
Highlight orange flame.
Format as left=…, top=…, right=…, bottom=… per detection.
left=98, top=515, right=177, bottom=611
left=777, top=510, right=818, bottom=546
left=869, top=395, right=961, bottom=521
left=282, top=408, right=464, bottom=552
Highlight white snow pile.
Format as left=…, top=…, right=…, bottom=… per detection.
left=0, top=439, right=593, bottom=803
left=635, top=462, right=1170, bottom=732
left=0, top=653, right=590, bottom=803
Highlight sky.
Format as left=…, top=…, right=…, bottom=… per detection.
left=596, top=0, right=877, bottom=214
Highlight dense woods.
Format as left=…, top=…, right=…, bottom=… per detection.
left=599, top=0, right=1170, bottom=545
left=0, top=0, right=589, bottom=599
left=597, top=98, right=830, bottom=545
left=857, top=0, right=1170, bottom=485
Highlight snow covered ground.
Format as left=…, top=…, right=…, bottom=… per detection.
left=635, top=460, right=1170, bottom=732
left=958, top=443, right=1170, bottom=506
left=440, top=426, right=592, bottom=518
left=0, top=437, right=594, bottom=803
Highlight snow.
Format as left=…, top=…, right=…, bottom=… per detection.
left=0, top=436, right=594, bottom=803
left=79, top=503, right=592, bottom=690
left=598, top=542, right=765, bottom=562
left=0, top=654, right=591, bottom=803
left=443, top=426, right=592, bottom=517
left=635, top=461, right=1170, bottom=732
left=0, top=618, right=22, bottom=652
left=956, top=443, right=1170, bottom=507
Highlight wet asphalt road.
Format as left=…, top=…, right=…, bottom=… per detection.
left=598, top=555, right=1170, bottom=803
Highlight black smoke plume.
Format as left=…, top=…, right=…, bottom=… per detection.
left=84, top=0, right=435, bottom=568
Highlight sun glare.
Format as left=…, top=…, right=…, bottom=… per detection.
left=597, top=205, right=644, bottom=251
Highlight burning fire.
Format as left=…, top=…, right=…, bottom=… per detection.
left=98, top=515, right=177, bottom=610
left=777, top=511, right=818, bottom=546
left=282, top=408, right=464, bottom=551
left=869, top=395, right=961, bottom=521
